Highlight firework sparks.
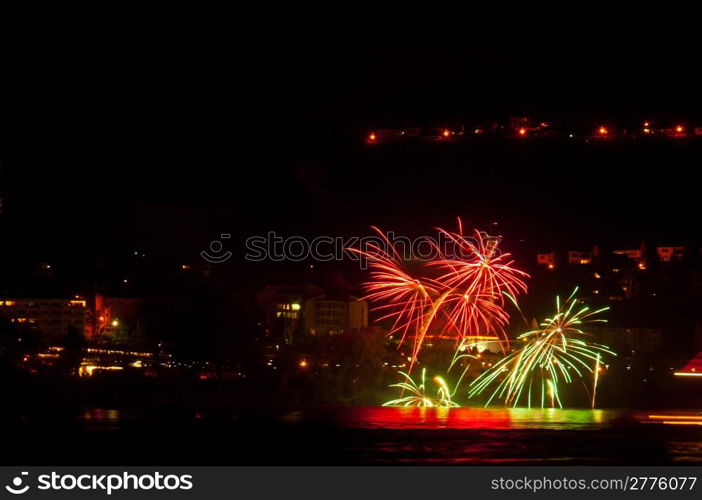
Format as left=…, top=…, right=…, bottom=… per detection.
left=468, top=287, right=616, bottom=408
left=350, top=221, right=528, bottom=372
left=432, top=226, right=529, bottom=305
left=383, top=368, right=460, bottom=408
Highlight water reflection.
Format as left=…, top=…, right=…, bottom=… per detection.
left=335, top=406, right=621, bottom=430
left=77, top=408, right=122, bottom=430
left=32, top=406, right=702, bottom=463
left=79, top=408, right=121, bottom=422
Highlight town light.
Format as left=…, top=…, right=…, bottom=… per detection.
left=598, top=126, right=608, bottom=136
left=111, top=319, right=119, bottom=327
left=368, top=132, right=376, bottom=142
left=675, top=125, right=684, bottom=133
left=518, top=127, right=527, bottom=136
left=291, top=303, right=301, bottom=311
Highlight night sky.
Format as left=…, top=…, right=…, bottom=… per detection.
left=2, top=5, right=702, bottom=289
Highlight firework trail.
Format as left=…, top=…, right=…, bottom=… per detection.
left=468, top=287, right=616, bottom=408
left=350, top=220, right=528, bottom=372
left=383, top=368, right=461, bottom=408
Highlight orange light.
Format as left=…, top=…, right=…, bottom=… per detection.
left=518, top=127, right=527, bottom=136
left=598, top=126, right=608, bottom=136
left=675, top=125, right=684, bottom=133
left=442, top=129, right=450, bottom=137
left=299, top=359, right=309, bottom=368
left=649, top=414, right=702, bottom=420
left=547, top=263, right=554, bottom=270
left=368, top=132, right=376, bottom=142
left=643, top=121, right=650, bottom=127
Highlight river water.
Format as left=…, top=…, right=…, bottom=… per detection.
left=4, top=407, right=702, bottom=464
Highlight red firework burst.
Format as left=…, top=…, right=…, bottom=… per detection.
left=350, top=220, right=529, bottom=371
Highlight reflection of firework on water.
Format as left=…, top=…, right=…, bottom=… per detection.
left=468, top=288, right=616, bottom=409
left=383, top=368, right=460, bottom=408
left=350, top=220, right=528, bottom=372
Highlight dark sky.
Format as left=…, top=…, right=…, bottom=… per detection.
left=1, top=5, right=702, bottom=281
left=3, top=6, right=702, bottom=148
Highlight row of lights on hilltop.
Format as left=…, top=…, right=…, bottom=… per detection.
left=594, top=122, right=686, bottom=137
left=367, top=128, right=453, bottom=143
left=367, top=120, right=695, bottom=143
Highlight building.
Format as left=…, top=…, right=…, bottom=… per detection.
left=94, top=294, right=147, bottom=339
left=304, top=294, right=368, bottom=336
left=536, top=243, right=651, bottom=273
left=568, top=250, right=592, bottom=265
left=613, top=241, right=647, bottom=270
left=656, top=246, right=685, bottom=262
left=618, top=274, right=640, bottom=302
left=257, top=284, right=324, bottom=344
left=536, top=251, right=556, bottom=269
left=0, top=297, right=89, bottom=340
left=257, top=286, right=369, bottom=342
left=591, top=326, right=663, bottom=356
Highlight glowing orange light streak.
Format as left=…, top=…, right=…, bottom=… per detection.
left=648, top=415, right=702, bottom=420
